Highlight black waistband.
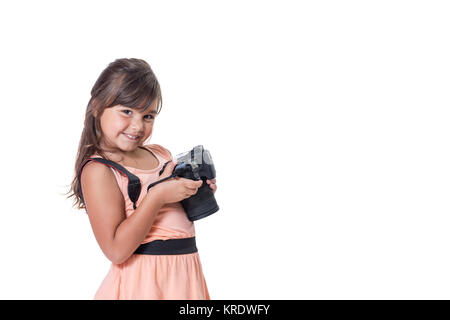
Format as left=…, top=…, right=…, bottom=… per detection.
left=134, top=237, right=198, bottom=255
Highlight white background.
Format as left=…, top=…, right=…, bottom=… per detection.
left=0, top=0, right=449, bottom=299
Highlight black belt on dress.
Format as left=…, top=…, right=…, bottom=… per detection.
left=134, top=237, right=198, bottom=255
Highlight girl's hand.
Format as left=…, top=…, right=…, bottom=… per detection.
left=150, top=160, right=203, bottom=205
left=206, top=178, right=217, bottom=194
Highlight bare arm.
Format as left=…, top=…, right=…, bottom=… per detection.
left=81, top=162, right=163, bottom=264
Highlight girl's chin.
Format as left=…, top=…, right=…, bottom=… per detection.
left=120, top=143, right=140, bottom=151
left=113, top=141, right=138, bottom=152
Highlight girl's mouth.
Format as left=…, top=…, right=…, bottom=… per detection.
left=123, top=133, right=140, bottom=141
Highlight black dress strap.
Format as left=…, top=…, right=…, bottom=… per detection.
left=78, top=157, right=142, bottom=210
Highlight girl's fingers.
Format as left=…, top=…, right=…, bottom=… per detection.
left=205, top=179, right=217, bottom=193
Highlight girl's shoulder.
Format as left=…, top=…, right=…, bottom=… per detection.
left=142, top=143, right=173, bottom=160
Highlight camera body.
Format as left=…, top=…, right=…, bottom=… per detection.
left=172, top=145, right=219, bottom=221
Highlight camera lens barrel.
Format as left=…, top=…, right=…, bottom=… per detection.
left=181, top=181, right=219, bottom=221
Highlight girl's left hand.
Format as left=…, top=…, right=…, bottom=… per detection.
left=206, top=179, right=217, bottom=194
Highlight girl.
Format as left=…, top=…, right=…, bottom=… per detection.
left=67, top=58, right=216, bottom=299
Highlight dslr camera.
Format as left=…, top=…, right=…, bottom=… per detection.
left=162, top=145, right=219, bottom=221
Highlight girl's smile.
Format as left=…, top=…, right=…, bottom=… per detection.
left=123, top=133, right=141, bottom=141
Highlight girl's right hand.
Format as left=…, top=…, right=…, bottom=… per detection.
left=150, top=160, right=203, bottom=205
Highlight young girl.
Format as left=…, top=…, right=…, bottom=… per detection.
left=68, top=58, right=216, bottom=299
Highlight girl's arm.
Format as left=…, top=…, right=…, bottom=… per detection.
left=81, top=162, right=164, bottom=264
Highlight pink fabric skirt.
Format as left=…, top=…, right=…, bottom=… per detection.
left=94, top=252, right=210, bottom=300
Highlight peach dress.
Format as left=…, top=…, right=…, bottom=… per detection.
left=91, top=144, right=210, bottom=300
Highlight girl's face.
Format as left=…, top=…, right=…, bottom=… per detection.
left=98, top=101, right=159, bottom=154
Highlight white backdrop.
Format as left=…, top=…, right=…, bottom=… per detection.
left=0, top=0, right=449, bottom=299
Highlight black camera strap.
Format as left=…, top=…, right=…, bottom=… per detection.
left=78, top=157, right=142, bottom=210
left=146, top=174, right=178, bottom=192
left=146, top=160, right=178, bottom=192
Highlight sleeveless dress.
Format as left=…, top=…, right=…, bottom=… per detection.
left=90, top=144, right=210, bottom=300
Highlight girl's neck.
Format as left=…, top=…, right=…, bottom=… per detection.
left=98, top=141, right=142, bottom=162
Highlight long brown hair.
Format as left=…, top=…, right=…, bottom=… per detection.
left=67, top=58, right=163, bottom=210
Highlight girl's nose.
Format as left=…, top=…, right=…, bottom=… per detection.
left=130, top=118, right=144, bottom=131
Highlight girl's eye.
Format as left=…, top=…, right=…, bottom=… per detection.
left=121, top=109, right=153, bottom=120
